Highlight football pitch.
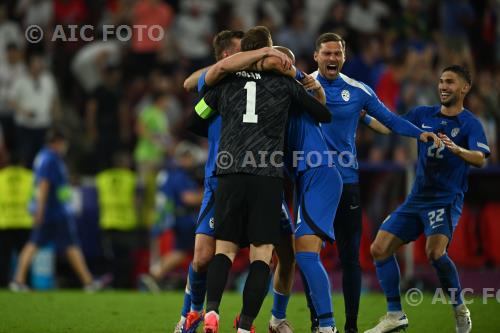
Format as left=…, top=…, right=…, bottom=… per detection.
left=1, top=290, right=499, bottom=332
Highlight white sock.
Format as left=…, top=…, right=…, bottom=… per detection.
left=388, top=311, right=404, bottom=318
left=270, top=314, right=285, bottom=326
left=319, top=326, right=335, bottom=333
left=179, top=316, right=186, bottom=324
left=237, top=329, right=251, bottom=333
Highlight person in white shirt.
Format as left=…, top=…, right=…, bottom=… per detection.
left=9, top=53, right=59, bottom=167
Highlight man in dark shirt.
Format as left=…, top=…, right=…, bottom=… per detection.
left=196, top=26, right=330, bottom=333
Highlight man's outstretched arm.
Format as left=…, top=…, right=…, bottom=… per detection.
left=204, top=47, right=292, bottom=86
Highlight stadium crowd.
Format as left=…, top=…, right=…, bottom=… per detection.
left=0, top=0, right=499, bottom=291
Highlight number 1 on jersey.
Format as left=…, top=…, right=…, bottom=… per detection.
left=243, top=81, right=258, bottom=123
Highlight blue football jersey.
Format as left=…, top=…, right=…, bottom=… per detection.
left=286, top=106, right=330, bottom=178
left=403, top=105, right=490, bottom=204
left=312, top=71, right=423, bottom=184
left=198, top=71, right=221, bottom=178
left=32, top=148, right=71, bottom=221
left=156, top=168, right=198, bottom=229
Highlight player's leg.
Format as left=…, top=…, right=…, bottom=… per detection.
left=205, top=240, right=239, bottom=332
left=269, top=203, right=295, bottom=332
left=333, top=184, right=362, bottom=333
left=11, top=221, right=51, bottom=290
left=295, top=166, right=342, bottom=333
left=236, top=175, right=283, bottom=333
left=296, top=235, right=335, bottom=333
left=423, top=207, right=471, bottom=333
left=364, top=208, right=421, bottom=333
left=237, top=243, right=274, bottom=332
left=205, top=174, right=246, bottom=333
left=271, top=234, right=295, bottom=331
left=176, top=177, right=216, bottom=332
left=11, top=242, right=37, bottom=289
left=66, top=245, right=93, bottom=285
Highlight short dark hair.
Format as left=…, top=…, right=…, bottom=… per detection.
left=213, top=30, right=244, bottom=61
left=442, top=65, right=472, bottom=85
left=315, top=32, right=345, bottom=51
left=45, top=125, right=68, bottom=143
left=241, top=26, right=271, bottom=51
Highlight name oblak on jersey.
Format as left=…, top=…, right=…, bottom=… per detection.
left=235, top=71, right=262, bottom=80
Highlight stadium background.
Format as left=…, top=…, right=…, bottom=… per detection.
left=0, top=0, right=499, bottom=331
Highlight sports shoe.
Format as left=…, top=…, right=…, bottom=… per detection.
left=269, top=319, right=293, bottom=332
left=363, top=313, right=408, bottom=333
left=183, top=310, right=205, bottom=333
left=318, top=327, right=338, bottom=333
left=344, top=329, right=358, bottom=333
left=204, top=311, right=219, bottom=333
left=234, top=314, right=256, bottom=333
left=174, top=319, right=184, bottom=333
left=139, top=273, right=161, bottom=293
left=455, top=304, right=472, bottom=333
left=9, top=281, right=30, bottom=292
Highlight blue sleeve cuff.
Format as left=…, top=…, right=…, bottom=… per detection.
left=362, top=114, right=373, bottom=125
left=295, top=69, right=305, bottom=81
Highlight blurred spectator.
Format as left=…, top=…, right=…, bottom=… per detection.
left=0, top=43, right=26, bottom=153
left=9, top=53, right=59, bottom=167
left=318, top=1, right=353, bottom=42
left=375, top=53, right=407, bottom=112
left=140, top=140, right=203, bottom=292
left=134, top=90, right=170, bottom=226
left=342, top=36, right=384, bottom=89
left=174, top=1, right=215, bottom=71
left=275, top=13, right=314, bottom=59
left=0, top=153, right=33, bottom=286
left=85, top=64, right=130, bottom=172
left=129, top=0, right=174, bottom=78
left=305, top=0, right=335, bottom=34
left=0, top=4, right=24, bottom=65
left=0, top=124, right=6, bottom=167
left=71, top=40, right=123, bottom=94
left=439, top=0, right=475, bottom=52
left=346, top=0, right=390, bottom=35
left=467, top=91, right=498, bottom=164
left=96, top=151, right=138, bottom=288
left=16, top=0, right=53, bottom=29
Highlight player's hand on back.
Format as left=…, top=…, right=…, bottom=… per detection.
left=300, top=74, right=322, bottom=91
left=266, top=47, right=292, bottom=71
left=419, top=131, right=441, bottom=146
left=438, top=132, right=462, bottom=155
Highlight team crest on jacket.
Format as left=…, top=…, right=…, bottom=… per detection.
left=451, top=128, right=460, bottom=137
left=341, top=89, right=350, bottom=101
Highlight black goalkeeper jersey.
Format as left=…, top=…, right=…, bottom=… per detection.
left=202, top=70, right=330, bottom=178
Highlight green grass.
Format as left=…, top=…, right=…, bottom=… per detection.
left=1, top=290, right=499, bottom=332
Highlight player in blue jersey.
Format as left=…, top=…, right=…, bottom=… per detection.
left=10, top=127, right=101, bottom=292
left=177, top=31, right=295, bottom=333
left=307, top=33, right=439, bottom=333
left=363, top=66, right=488, bottom=333
left=141, top=141, right=203, bottom=292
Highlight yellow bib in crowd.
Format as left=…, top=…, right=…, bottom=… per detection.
left=96, top=168, right=137, bottom=231
left=0, top=166, right=34, bottom=229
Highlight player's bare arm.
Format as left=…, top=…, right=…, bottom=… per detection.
left=183, top=66, right=211, bottom=92
left=204, top=47, right=292, bottom=87
left=35, top=179, right=50, bottom=225
left=438, top=132, right=486, bottom=168
left=361, top=113, right=391, bottom=135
